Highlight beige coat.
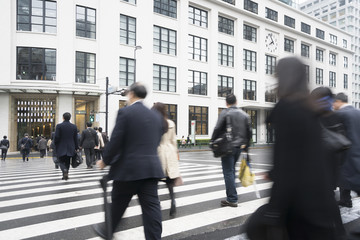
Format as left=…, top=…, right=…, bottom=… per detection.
left=158, top=120, right=180, bottom=179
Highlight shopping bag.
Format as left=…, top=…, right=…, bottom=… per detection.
left=239, top=155, right=255, bottom=187
left=71, top=151, right=83, bottom=168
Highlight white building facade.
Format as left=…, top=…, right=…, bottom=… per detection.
left=300, top=0, right=360, bottom=108
left=0, top=0, right=352, bottom=151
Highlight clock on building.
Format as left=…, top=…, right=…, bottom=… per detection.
left=265, top=32, right=278, bottom=53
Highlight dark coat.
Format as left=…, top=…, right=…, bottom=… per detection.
left=337, top=105, right=360, bottom=191
left=54, top=120, right=79, bottom=158
left=80, top=128, right=98, bottom=149
left=38, top=138, right=48, bottom=150
left=0, top=139, right=9, bottom=149
left=18, top=137, right=33, bottom=150
left=103, top=102, right=165, bottom=181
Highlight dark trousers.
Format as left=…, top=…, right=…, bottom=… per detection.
left=58, top=155, right=71, bottom=175
left=221, top=147, right=241, bottom=203
left=40, top=149, right=46, bottom=158
left=95, top=149, right=102, bottom=160
left=1, top=149, right=8, bottom=160
left=21, top=149, right=30, bottom=161
left=111, top=179, right=162, bottom=240
left=84, top=148, right=95, bottom=167
left=340, top=188, right=360, bottom=203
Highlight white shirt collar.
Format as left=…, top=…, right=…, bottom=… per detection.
left=339, top=103, right=351, bottom=109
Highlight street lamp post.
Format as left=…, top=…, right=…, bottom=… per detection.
left=133, top=46, right=142, bottom=82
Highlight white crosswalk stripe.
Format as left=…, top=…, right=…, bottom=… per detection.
left=0, top=156, right=271, bottom=240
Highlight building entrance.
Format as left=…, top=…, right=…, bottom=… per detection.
left=75, top=99, right=96, bottom=133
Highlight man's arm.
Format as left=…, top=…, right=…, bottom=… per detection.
left=73, top=127, right=79, bottom=150
left=211, top=110, right=227, bottom=141
left=79, top=131, right=84, bottom=147
left=54, top=124, right=61, bottom=146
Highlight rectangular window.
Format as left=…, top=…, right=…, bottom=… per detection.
left=244, top=0, right=258, bottom=14
left=222, top=0, right=235, bottom=4
left=153, top=64, right=176, bottom=92
left=218, top=43, right=234, bottom=67
left=120, top=14, right=136, bottom=46
left=218, top=75, right=234, bottom=97
left=154, top=0, right=177, bottom=18
left=153, top=25, right=176, bottom=55
left=243, top=79, right=256, bottom=101
left=301, top=44, right=310, bottom=58
left=316, top=28, right=325, bottom=39
left=329, top=53, right=336, bottom=65
left=330, top=34, right=337, bottom=45
left=329, top=71, right=336, bottom=87
left=76, top=51, right=96, bottom=84
left=188, top=35, right=207, bottom=62
left=243, top=109, right=257, bottom=143
left=344, top=56, right=348, bottom=68
left=16, top=47, right=56, bottom=81
left=265, top=7, right=278, bottom=21
left=188, top=70, right=207, bottom=95
left=188, top=6, right=207, bottom=28
left=344, top=74, right=348, bottom=89
left=343, top=39, right=347, bottom=48
left=243, top=49, right=256, bottom=71
left=17, top=0, right=57, bottom=33
left=316, top=49, right=324, bottom=62
left=218, top=16, right=234, bottom=35
left=301, top=22, right=311, bottom=34
left=119, top=57, right=135, bottom=87
left=189, top=106, right=208, bottom=135
left=243, top=24, right=257, bottom=42
left=265, top=55, right=276, bottom=75
left=305, top=65, right=309, bottom=82
left=76, top=5, right=96, bottom=39
left=265, top=88, right=277, bottom=103
left=122, top=0, right=136, bottom=3
left=165, top=104, right=177, bottom=132
left=284, top=15, right=295, bottom=28
left=316, top=68, right=323, bottom=85
left=284, top=38, right=294, bottom=53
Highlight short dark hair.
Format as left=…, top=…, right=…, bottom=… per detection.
left=129, top=82, right=147, bottom=99
left=98, top=127, right=103, bottom=132
left=226, top=94, right=237, bottom=105
left=3, top=135, right=7, bottom=139
left=335, top=93, right=348, bottom=103
left=86, top=122, right=92, bottom=127
left=94, top=127, right=98, bottom=130
left=63, top=112, right=71, bottom=121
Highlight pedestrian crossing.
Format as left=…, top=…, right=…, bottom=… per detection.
left=0, top=155, right=271, bottom=240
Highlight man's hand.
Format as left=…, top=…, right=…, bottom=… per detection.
left=97, top=159, right=106, bottom=170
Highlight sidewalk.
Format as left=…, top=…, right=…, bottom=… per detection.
left=178, top=144, right=273, bottom=152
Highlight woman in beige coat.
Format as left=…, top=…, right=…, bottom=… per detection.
left=152, top=102, right=180, bottom=216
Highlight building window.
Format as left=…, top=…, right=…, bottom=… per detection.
left=316, top=68, right=323, bottom=85
left=301, top=44, right=310, bottom=58
left=222, top=0, right=235, bottom=4
left=243, top=109, right=257, bottom=143
left=243, top=49, right=256, bottom=71
left=344, top=56, right=348, bottom=68
left=329, top=71, right=336, bottom=87
left=189, top=106, right=208, bottom=135
left=218, top=75, right=234, bottom=97
left=265, top=55, right=276, bottom=75
left=119, top=57, right=135, bottom=87
left=153, top=26, right=176, bottom=55
left=301, top=22, right=311, bottom=34
left=120, top=14, right=136, bottom=46
left=188, top=6, right=207, bottom=28
left=284, top=15, right=295, bottom=28
left=343, top=39, right=347, bottom=48
left=153, top=64, right=176, bottom=92
left=17, top=0, right=57, bottom=33
left=119, top=100, right=127, bottom=109
left=265, top=88, right=277, bottom=103
left=164, top=104, right=177, bottom=132
left=316, top=49, right=324, bottom=62
left=344, top=74, right=348, bottom=89
left=154, top=0, right=177, bottom=18
left=188, top=35, right=207, bottom=62
left=218, top=16, right=234, bottom=35
left=330, top=34, right=337, bottom=45
left=76, top=6, right=96, bottom=39
left=16, top=47, right=56, bottom=81
left=265, top=7, right=278, bottom=22
left=305, top=65, right=309, bottom=82
left=188, top=70, right=207, bottom=95
left=122, top=0, right=136, bottom=3
left=218, top=43, right=234, bottom=67
left=76, top=52, right=96, bottom=84
left=243, top=24, right=257, bottom=42
left=244, top=0, right=258, bottom=14
left=284, top=38, right=294, bottom=53
left=316, top=28, right=325, bottom=39
left=243, top=79, right=256, bottom=101
left=329, top=53, right=336, bottom=65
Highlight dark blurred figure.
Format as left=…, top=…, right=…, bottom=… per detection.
left=0, top=135, right=10, bottom=160
left=80, top=122, right=98, bottom=169
left=98, top=127, right=108, bottom=160
left=333, top=93, right=360, bottom=208
left=94, top=127, right=104, bottom=161
left=50, top=132, right=59, bottom=169
left=38, top=136, right=48, bottom=158
left=246, top=57, right=345, bottom=240
left=18, top=133, right=33, bottom=162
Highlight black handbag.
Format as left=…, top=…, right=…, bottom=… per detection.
left=320, top=123, right=351, bottom=152
left=71, top=151, right=83, bottom=168
left=210, top=114, right=233, bottom=158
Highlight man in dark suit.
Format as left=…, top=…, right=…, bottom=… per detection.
left=80, top=122, right=98, bottom=169
left=94, top=82, right=164, bottom=240
left=54, top=112, right=79, bottom=180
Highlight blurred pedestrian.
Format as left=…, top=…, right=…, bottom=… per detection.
left=38, top=136, right=47, bottom=158
left=0, top=135, right=10, bottom=160
left=18, top=133, right=33, bottom=162
left=94, top=127, right=104, bottom=161
left=152, top=102, right=180, bottom=216
left=54, top=112, right=79, bottom=180
left=80, top=122, right=98, bottom=169
left=50, top=132, right=59, bottom=169
left=333, top=92, right=360, bottom=208
left=98, top=127, right=108, bottom=159
left=211, top=94, right=251, bottom=207
left=94, top=82, right=164, bottom=240
left=246, top=57, right=345, bottom=240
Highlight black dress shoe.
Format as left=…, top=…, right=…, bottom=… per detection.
left=93, top=223, right=109, bottom=239
left=63, top=171, right=69, bottom=181
left=338, top=200, right=352, bottom=208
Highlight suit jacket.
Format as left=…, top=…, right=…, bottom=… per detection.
left=18, top=137, right=33, bottom=150
left=80, top=128, right=98, bottom=149
left=103, top=101, right=165, bottom=181
left=54, top=120, right=79, bottom=158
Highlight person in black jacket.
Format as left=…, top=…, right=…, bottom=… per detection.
left=80, top=122, right=98, bottom=169
left=0, top=136, right=10, bottom=160
left=18, top=133, right=33, bottom=162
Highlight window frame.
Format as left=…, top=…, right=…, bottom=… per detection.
left=119, top=57, right=135, bottom=87
left=265, top=55, right=276, bottom=75
left=316, top=49, right=324, bottom=62
left=329, top=53, right=336, bottom=66
left=265, top=7, right=278, bottom=22
left=284, top=38, right=294, bottom=53
left=284, top=15, right=295, bottom=28
left=244, top=0, right=258, bottom=14
left=218, top=42, right=234, bottom=67
left=243, top=49, right=257, bottom=71
left=316, top=68, right=323, bottom=85
left=120, top=14, right=136, bottom=46
left=188, top=70, right=207, bottom=95
left=188, top=35, right=208, bottom=62
left=153, top=25, right=177, bottom=56
left=76, top=5, right=96, bottom=39
left=153, top=0, right=177, bottom=18
left=153, top=64, right=176, bottom=92
left=218, top=15, right=234, bottom=35
left=75, top=51, right=96, bottom=84
left=301, top=22, right=311, bottom=34
left=188, top=5, right=208, bottom=28
left=344, top=74, right=348, bottom=89
left=243, top=24, right=257, bottom=42
left=301, top=44, right=310, bottom=58
left=316, top=28, right=325, bottom=39
left=329, top=71, right=336, bottom=87
left=243, top=79, right=257, bottom=101
left=218, top=75, right=234, bottom=97
left=188, top=106, right=208, bottom=135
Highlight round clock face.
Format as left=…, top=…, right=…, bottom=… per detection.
left=265, top=33, right=278, bottom=53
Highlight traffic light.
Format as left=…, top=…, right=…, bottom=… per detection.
left=90, top=112, right=94, bottom=122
